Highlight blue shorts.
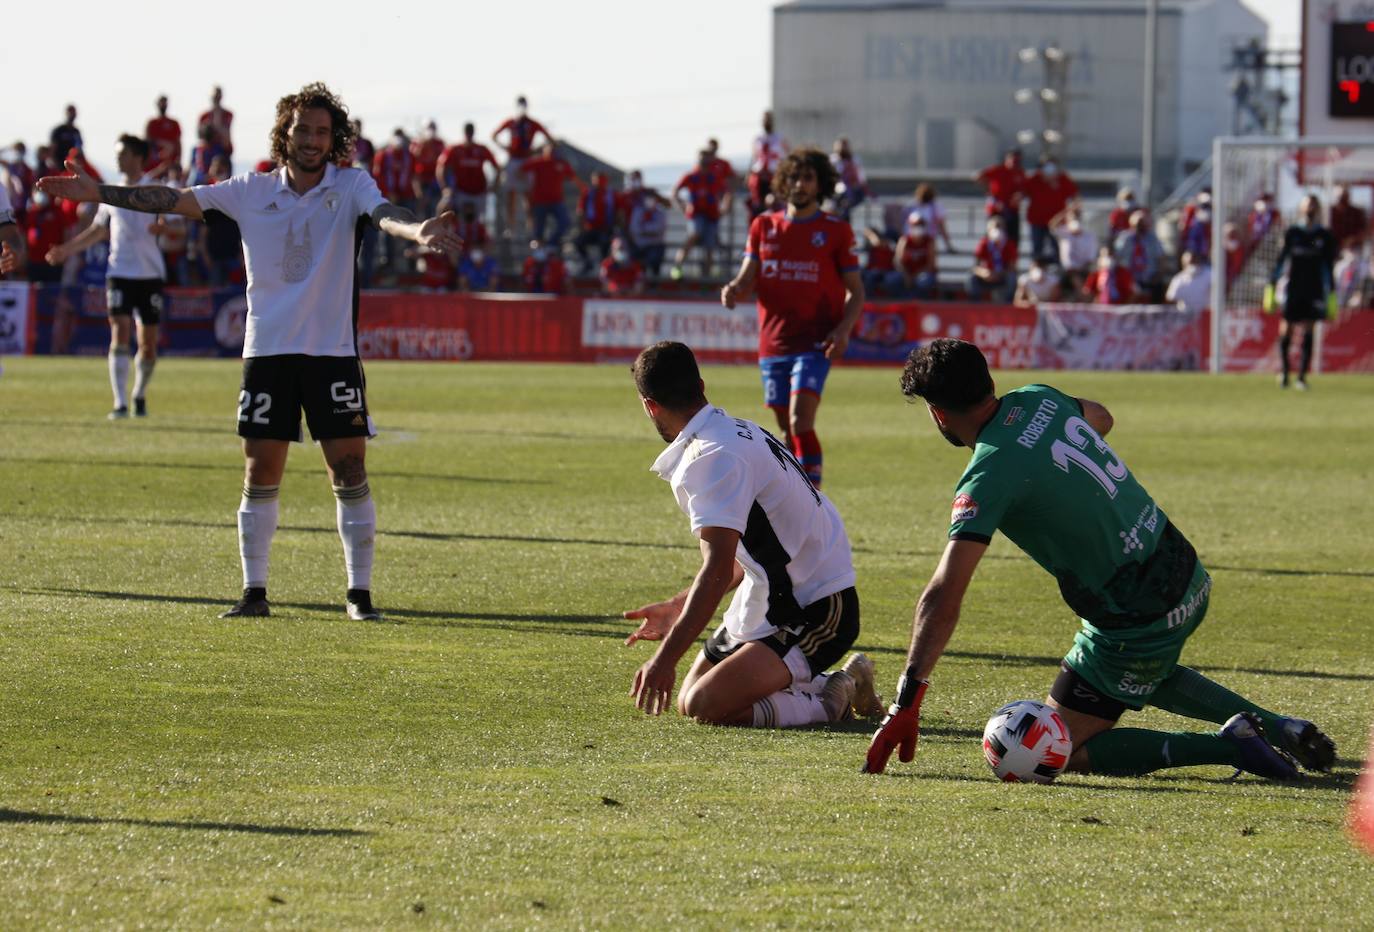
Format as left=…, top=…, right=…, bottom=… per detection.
left=759, top=352, right=831, bottom=407
left=691, top=216, right=720, bottom=249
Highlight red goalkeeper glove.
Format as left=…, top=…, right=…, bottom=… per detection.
left=862, top=668, right=928, bottom=774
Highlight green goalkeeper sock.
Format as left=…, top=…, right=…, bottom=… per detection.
left=1149, top=666, right=1286, bottom=735
left=1083, top=728, right=1241, bottom=776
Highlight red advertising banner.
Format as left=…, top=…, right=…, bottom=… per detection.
left=1202, top=309, right=1374, bottom=373
left=356, top=293, right=587, bottom=362
left=1034, top=304, right=1207, bottom=371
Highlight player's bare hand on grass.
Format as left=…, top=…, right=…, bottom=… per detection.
left=37, top=160, right=100, bottom=203
left=418, top=210, right=463, bottom=255
left=622, top=598, right=679, bottom=645
left=630, top=657, right=675, bottom=716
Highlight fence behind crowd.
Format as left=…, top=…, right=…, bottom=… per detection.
left=3, top=282, right=1372, bottom=373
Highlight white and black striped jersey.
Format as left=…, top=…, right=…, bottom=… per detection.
left=651, top=405, right=856, bottom=643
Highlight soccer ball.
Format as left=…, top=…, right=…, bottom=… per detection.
left=981, top=700, right=1073, bottom=783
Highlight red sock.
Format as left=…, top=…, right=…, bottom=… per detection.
left=791, top=430, right=822, bottom=487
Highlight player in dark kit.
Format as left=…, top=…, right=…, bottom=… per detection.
left=1269, top=195, right=1336, bottom=390
left=862, top=338, right=1335, bottom=782
left=721, top=149, right=864, bottom=489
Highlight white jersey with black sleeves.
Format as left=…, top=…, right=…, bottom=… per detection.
left=95, top=172, right=166, bottom=281
left=191, top=163, right=386, bottom=358
left=650, top=405, right=856, bottom=643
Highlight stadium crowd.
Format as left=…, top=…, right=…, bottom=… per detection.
left=5, top=88, right=1373, bottom=309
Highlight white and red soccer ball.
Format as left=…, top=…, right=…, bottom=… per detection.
left=982, top=700, right=1072, bottom=783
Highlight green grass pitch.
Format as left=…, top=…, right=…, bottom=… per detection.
left=1, top=356, right=1372, bottom=928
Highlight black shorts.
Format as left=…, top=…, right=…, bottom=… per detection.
left=107, top=277, right=165, bottom=325
left=1049, top=662, right=1128, bottom=723
left=238, top=354, right=374, bottom=442
left=704, top=586, right=859, bottom=678
left=1283, top=291, right=1326, bottom=322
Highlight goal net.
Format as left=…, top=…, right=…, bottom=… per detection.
left=1209, top=137, right=1374, bottom=373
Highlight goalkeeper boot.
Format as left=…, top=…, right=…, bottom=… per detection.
left=841, top=653, right=884, bottom=719
left=219, top=587, right=270, bottom=618
left=346, top=588, right=383, bottom=622
left=1276, top=717, right=1336, bottom=773
left=134, top=397, right=147, bottom=417
left=1220, top=712, right=1300, bottom=782
left=818, top=670, right=857, bottom=723
left=108, top=406, right=130, bottom=420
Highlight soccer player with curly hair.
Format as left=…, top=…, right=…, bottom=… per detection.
left=39, top=82, right=462, bottom=622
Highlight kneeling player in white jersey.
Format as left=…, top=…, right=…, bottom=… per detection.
left=47, top=134, right=165, bottom=418
left=39, top=83, right=461, bottom=622
left=623, top=341, right=881, bottom=727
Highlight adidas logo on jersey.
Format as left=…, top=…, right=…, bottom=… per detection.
left=264, top=202, right=280, bottom=211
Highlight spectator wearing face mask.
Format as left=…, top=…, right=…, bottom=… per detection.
left=1165, top=250, right=1212, bottom=313
left=600, top=237, right=644, bottom=296
left=523, top=239, right=567, bottom=294
left=1179, top=189, right=1213, bottom=261
left=967, top=216, right=1017, bottom=303
left=1049, top=205, right=1098, bottom=293
left=1014, top=257, right=1063, bottom=308
left=1248, top=192, right=1281, bottom=245
left=903, top=183, right=956, bottom=254
left=1114, top=210, right=1166, bottom=302
left=25, top=189, right=71, bottom=283
left=628, top=193, right=668, bottom=277
left=1023, top=157, right=1078, bottom=265
left=1108, top=187, right=1138, bottom=238
left=892, top=214, right=937, bottom=298
left=458, top=245, right=500, bottom=292
left=975, top=148, right=1025, bottom=248
left=1084, top=246, right=1135, bottom=305
left=576, top=171, right=618, bottom=274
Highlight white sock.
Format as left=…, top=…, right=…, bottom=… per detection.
left=109, top=347, right=130, bottom=408
left=334, top=482, right=375, bottom=590
left=132, top=354, right=155, bottom=401
left=238, top=484, right=280, bottom=589
left=751, top=688, right=829, bottom=728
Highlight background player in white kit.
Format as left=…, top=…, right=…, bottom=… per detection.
left=46, top=134, right=165, bottom=418
left=39, top=83, right=461, bottom=622
left=622, top=341, right=881, bottom=728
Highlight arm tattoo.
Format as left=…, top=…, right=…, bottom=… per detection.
left=98, top=184, right=179, bottom=214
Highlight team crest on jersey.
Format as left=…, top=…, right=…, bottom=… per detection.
left=951, top=493, right=979, bottom=523
left=1003, top=406, right=1025, bottom=426
left=811, top=231, right=827, bottom=247
left=762, top=259, right=779, bottom=278
left=325, top=193, right=340, bottom=212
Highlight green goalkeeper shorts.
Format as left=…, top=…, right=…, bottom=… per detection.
left=1061, top=561, right=1212, bottom=710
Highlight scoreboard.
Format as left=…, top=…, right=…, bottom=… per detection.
left=1329, top=21, right=1374, bottom=117
left=1301, top=0, right=1374, bottom=136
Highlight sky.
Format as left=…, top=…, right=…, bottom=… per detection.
left=6, top=0, right=1297, bottom=180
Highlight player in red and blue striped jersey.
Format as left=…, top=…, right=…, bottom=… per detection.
left=721, top=149, right=864, bottom=489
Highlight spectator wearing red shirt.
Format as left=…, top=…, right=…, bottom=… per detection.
left=747, top=110, right=787, bottom=218
left=437, top=122, right=499, bottom=217
left=600, top=238, right=644, bottom=296
left=493, top=95, right=552, bottom=234
left=967, top=216, right=1017, bottom=303
left=975, top=148, right=1025, bottom=247
left=145, top=95, right=182, bottom=174
left=721, top=148, right=864, bottom=488
left=1329, top=185, right=1367, bottom=250
left=1107, top=187, right=1138, bottom=238
left=704, top=137, right=735, bottom=192
left=1222, top=222, right=1245, bottom=286
left=373, top=130, right=416, bottom=272
left=521, top=142, right=577, bottom=245
left=454, top=201, right=489, bottom=257
left=24, top=189, right=70, bottom=283
left=892, top=214, right=937, bottom=298
left=1083, top=246, right=1136, bottom=305
left=410, top=120, right=445, bottom=217
left=522, top=239, right=567, bottom=294
left=1023, top=156, right=1078, bottom=264
left=198, top=86, right=233, bottom=168
left=860, top=227, right=895, bottom=296
left=575, top=171, right=618, bottom=273
left=672, top=149, right=729, bottom=278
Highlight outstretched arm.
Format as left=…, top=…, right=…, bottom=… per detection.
left=371, top=203, right=463, bottom=253
left=628, top=527, right=742, bottom=716
left=47, top=220, right=110, bottom=265
left=37, top=159, right=202, bottom=220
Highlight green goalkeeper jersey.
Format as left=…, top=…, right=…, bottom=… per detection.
left=947, top=384, right=1197, bottom=630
